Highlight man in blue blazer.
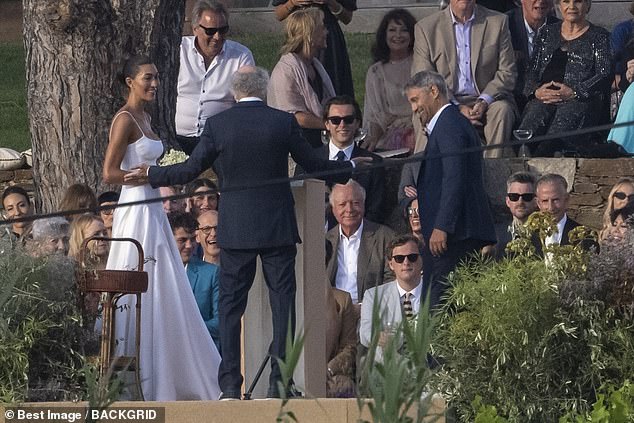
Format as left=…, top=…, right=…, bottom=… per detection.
left=168, top=211, right=221, bottom=351
left=405, top=71, right=496, bottom=307
left=125, top=66, right=357, bottom=399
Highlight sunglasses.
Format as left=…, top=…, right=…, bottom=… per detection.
left=407, top=207, right=419, bottom=216
left=198, top=24, right=229, bottom=37
left=392, top=253, right=420, bottom=264
left=326, top=115, right=356, bottom=126
left=507, top=193, right=535, bottom=202
left=613, top=191, right=634, bottom=201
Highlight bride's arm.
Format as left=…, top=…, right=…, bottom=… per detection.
left=103, top=115, right=133, bottom=185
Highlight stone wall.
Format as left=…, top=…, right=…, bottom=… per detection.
left=3, top=159, right=634, bottom=231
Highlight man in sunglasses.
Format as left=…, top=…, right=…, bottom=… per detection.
left=176, top=0, right=255, bottom=154
left=297, top=95, right=385, bottom=225
left=493, top=171, right=538, bottom=258
left=359, top=234, right=425, bottom=362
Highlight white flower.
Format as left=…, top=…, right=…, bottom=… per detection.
left=159, top=149, right=189, bottom=166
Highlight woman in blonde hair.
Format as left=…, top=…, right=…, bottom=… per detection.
left=68, top=214, right=109, bottom=269
left=268, top=8, right=334, bottom=148
left=599, top=177, right=634, bottom=242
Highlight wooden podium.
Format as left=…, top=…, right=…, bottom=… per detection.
left=242, top=179, right=327, bottom=398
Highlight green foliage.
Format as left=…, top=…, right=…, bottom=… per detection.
left=274, top=318, right=305, bottom=423
left=433, top=217, right=634, bottom=422
left=560, top=381, right=634, bottom=423
left=0, top=246, right=97, bottom=402
left=357, top=291, right=440, bottom=423
left=83, top=363, right=124, bottom=423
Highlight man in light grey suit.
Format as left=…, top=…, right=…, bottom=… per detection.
left=326, top=180, right=395, bottom=306
left=412, top=0, right=517, bottom=158
left=359, top=234, right=424, bottom=360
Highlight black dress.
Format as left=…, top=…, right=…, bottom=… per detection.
left=272, top=1, right=356, bottom=98
left=519, top=22, right=612, bottom=156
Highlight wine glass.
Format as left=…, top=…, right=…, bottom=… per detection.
left=513, top=129, right=533, bottom=158
left=353, top=128, right=367, bottom=147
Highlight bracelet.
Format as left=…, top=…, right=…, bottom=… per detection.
left=332, top=3, right=344, bottom=16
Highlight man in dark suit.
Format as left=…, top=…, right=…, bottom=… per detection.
left=405, top=71, right=496, bottom=306
left=325, top=180, right=395, bottom=306
left=532, top=173, right=597, bottom=255
left=506, top=0, right=559, bottom=111
left=296, top=95, right=385, bottom=225
left=125, top=66, right=360, bottom=399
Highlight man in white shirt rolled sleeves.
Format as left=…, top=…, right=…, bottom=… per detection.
left=176, top=0, right=255, bottom=154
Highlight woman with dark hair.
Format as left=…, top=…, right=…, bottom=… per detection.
left=102, top=55, right=221, bottom=400
left=518, top=0, right=612, bottom=157
left=272, top=0, right=356, bottom=97
left=1, top=185, right=33, bottom=242
left=363, top=9, right=417, bottom=152
left=268, top=8, right=335, bottom=148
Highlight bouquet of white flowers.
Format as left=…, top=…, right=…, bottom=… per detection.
left=159, top=149, right=189, bottom=166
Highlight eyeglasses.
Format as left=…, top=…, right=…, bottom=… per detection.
left=391, top=253, right=420, bottom=264
left=198, top=24, right=229, bottom=37
left=507, top=193, right=535, bottom=202
left=613, top=191, right=634, bottom=201
left=100, top=208, right=115, bottom=216
left=326, top=115, right=356, bottom=126
left=407, top=207, right=419, bottom=216
left=197, top=225, right=217, bottom=235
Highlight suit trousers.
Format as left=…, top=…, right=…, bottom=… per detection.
left=218, top=245, right=297, bottom=396
left=422, top=238, right=485, bottom=308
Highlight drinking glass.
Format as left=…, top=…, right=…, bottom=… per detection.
left=513, top=129, right=533, bottom=158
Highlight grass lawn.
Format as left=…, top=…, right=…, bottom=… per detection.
left=0, top=33, right=374, bottom=153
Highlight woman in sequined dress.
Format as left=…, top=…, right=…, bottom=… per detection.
left=518, top=0, right=612, bottom=157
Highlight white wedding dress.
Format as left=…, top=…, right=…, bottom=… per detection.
left=106, top=112, right=221, bottom=400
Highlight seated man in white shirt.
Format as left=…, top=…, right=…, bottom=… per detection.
left=359, top=234, right=423, bottom=360
left=176, top=0, right=255, bottom=154
left=325, top=180, right=395, bottom=307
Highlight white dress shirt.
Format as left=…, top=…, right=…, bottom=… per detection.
left=335, top=221, right=364, bottom=304
left=328, top=142, right=354, bottom=161
left=524, top=18, right=547, bottom=58
left=396, top=278, right=423, bottom=316
left=426, top=103, right=452, bottom=136
left=546, top=214, right=568, bottom=246
left=176, top=38, right=254, bottom=137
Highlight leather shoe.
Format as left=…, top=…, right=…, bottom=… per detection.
left=266, top=384, right=303, bottom=399
left=219, top=391, right=241, bottom=401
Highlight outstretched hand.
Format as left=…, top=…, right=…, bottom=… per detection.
left=123, top=164, right=150, bottom=185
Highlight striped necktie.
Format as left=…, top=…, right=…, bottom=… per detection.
left=403, top=292, right=413, bottom=320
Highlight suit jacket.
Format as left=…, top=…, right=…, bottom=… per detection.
left=416, top=105, right=496, bottom=245
left=359, top=281, right=403, bottom=349
left=296, top=144, right=385, bottom=223
left=149, top=101, right=352, bottom=249
left=506, top=7, right=559, bottom=108
left=412, top=5, right=516, bottom=101
left=325, top=219, right=396, bottom=303
left=530, top=215, right=598, bottom=256
left=326, top=288, right=357, bottom=376
left=186, top=257, right=220, bottom=349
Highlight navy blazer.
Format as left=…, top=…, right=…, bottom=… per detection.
left=149, top=101, right=352, bottom=249
left=186, top=257, right=220, bottom=350
left=416, top=105, right=496, bottom=244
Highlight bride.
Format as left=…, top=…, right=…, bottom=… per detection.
left=103, top=55, right=221, bottom=400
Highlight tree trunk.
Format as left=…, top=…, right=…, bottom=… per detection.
left=22, top=0, right=184, bottom=213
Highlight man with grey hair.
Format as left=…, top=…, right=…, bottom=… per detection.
left=125, top=66, right=366, bottom=400
left=230, top=65, right=269, bottom=100
left=325, top=180, right=395, bottom=305
left=176, top=0, right=255, bottom=154
left=406, top=70, right=496, bottom=308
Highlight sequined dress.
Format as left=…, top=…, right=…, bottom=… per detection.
left=518, top=22, right=612, bottom=156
